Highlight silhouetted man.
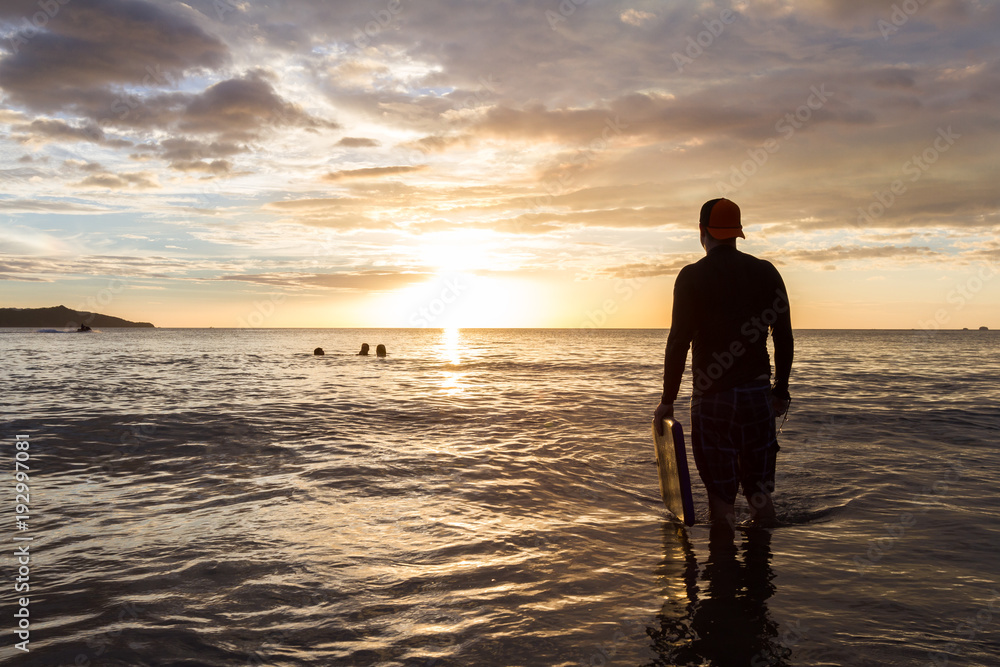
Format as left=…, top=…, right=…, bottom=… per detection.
left=654, top=198, right=793, bottom=527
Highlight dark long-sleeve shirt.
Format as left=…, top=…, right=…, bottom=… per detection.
left=662, top=244, right=793, bottom=403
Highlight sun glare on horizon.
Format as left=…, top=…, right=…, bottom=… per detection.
left=366, top=269, right=548, bottom=328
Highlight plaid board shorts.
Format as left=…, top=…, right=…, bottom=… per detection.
left=690, top=379, right=779, bottom=505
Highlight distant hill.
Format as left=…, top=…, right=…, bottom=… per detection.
left=0, top=305, right=154, bottom=328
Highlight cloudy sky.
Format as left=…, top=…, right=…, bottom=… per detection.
left=2, top=0, right=998, bottom=328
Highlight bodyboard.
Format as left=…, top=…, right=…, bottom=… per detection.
left=652, top=419, right=696, bottom=526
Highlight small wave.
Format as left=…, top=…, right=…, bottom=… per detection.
left=734, top=502, right=851, bottom=529
left=35, top=328, right=100, bottom=333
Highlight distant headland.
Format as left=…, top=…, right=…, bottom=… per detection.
left=0, top=305, right=154, bottom=328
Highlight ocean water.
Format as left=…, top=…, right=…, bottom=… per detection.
left=1, top=327, right=999, bottom=666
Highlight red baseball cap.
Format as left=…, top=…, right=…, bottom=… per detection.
left=700, top=198, right=745, bottom=239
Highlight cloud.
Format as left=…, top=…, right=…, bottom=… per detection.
left=0, top=253, right=184, bottom=280
left=600, top=256, right=697, bottom=279
left=620, top=9, right=657, bottom=27
left=63, top=160, right=106, bottom=173
left=169, top=160, right=232, bottom=175
left=158, top=138, right=243, bottom=161
left=260, top=197, right=399, bottom=231
left=113, top=72, right=338, bottom=171
left=599, top=244, right=944, bottom=279
left=0, top=1, right=334, bottom=173
left=217, top=270, right=431, bottom=291
left=0, top=0, right=228, bottom=113
left=0, top=273, right=49, bottom=282
left=262, top=197, right=369, bottom=211
left=463, top=87, right=874, bottom=148
left=336, top=137, right=381, bottom=147
left=778, top=245, right=941, bottom=265
left=323, top=165, right=425, bottom=181
left=10, top=118, right=131, bottom=148
left=406, top=214, right=565, bottom=235
left=0, top=198, right=107, bottom=213
left=75, top=171, right=160, bottom=190
left=405, top=135, right=461, bottom=153
left=518, top=207, right=678, bottom=230
left=0, top=109, right=28, bottom=124
left=178, top=70, right=337, bottom=139
left=148, top=138, right=242, bottom=174
left=12, top=119, right=104, bottom=144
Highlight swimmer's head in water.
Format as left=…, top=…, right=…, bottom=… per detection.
left=376, top=344, right=387, bottom=357
left=313, top=347, right=325, bottom=356
left=358, top=343, right=370, bottom=356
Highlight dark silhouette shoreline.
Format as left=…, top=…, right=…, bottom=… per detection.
left=0, top=305, right=154, bottom=328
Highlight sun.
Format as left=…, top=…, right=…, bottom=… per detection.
left=369, top=271, right=546, bottom=328
left=361, top=229, right=557, bottom=327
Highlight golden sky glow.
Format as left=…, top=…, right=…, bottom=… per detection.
left=2, top=0, right=999, bottom=328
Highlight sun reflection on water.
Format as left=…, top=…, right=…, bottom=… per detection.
left=439, top=327, right=463, bottom=395
left=442, top=327, right=461, bottom=365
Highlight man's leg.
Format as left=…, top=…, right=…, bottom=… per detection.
left=691, top=391, right=741, bottom=529
left=711, top=489, right=773, bottom=526
left=708, top=492, right=737, bottom=527
left=745, top=485, right=776, bottom=525
left=737, top=382, right=780, bottom=526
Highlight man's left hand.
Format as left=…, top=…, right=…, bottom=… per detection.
left=772, top=396, right=789, bottom=417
